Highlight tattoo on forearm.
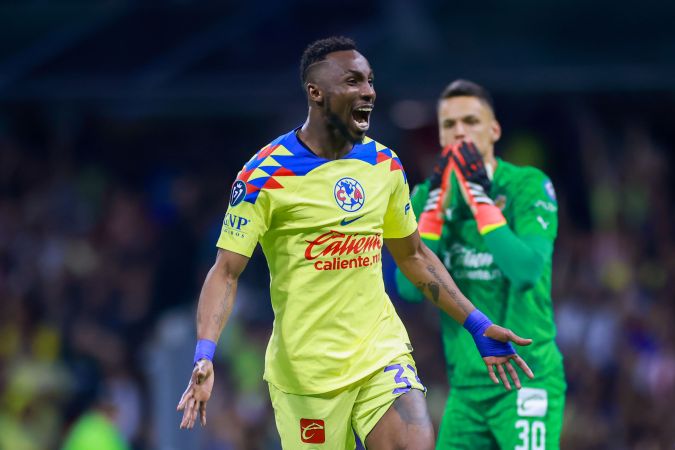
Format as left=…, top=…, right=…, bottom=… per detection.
left=416, top=281, right=440, bottom=304
left=421, top=265, right=472, bottom=314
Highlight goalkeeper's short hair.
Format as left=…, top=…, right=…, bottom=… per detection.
left=439, top=79, right=495, bottom=114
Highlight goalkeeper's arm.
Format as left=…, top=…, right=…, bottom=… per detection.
left=482, top=228, right=552, bottom=292
left=386, top=229, right=534, bottom=390
left=452, top=142, right=552, bottom=292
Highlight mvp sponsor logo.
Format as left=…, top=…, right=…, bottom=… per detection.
left=221, top=212, right=250, bottom=238
left=224, top=212, right=249, bottom=230
left=300, top=418, right=325, bottom=444
left=305, top=230, right=382, bottom=271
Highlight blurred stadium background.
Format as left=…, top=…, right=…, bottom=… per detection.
left=1, top=1, right=674, bottom=449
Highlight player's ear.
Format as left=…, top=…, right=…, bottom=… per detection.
left=306, top=82, right=323, bottom=105
left=491, top=119, right=502, bottom=144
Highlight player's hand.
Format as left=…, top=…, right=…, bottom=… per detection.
left=177, top=359, right=214, bottom=429
left=419, top=145, right=454, bottom=241
left=452, top=141, right=495, bottom=213
left=452, top=140, right=491, bottom=196
left=423, top=145, right=454, bottom=212
left=428, top=144, right=454, bottom=191
left=482, top=325, right=534, bottom=390
left=452, top=141, right=506, bottom=234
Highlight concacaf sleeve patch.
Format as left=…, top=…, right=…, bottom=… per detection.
left=544, top=180, right=556, bottom=202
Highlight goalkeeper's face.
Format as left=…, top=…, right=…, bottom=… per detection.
left=438, top=96, right=501, bottom=161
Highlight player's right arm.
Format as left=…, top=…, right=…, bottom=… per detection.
left=177, top=155, right=271, bottom=430
left=195, top=248, right=248, bottom=344
left=177, top=248, right=249, bottom=429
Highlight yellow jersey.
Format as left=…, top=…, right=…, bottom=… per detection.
left=217, top=129, right=417, bottom=394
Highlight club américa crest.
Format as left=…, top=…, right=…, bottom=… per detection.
left=334, top=177, right=365, bottom=212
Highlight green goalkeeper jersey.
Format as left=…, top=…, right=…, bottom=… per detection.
left=397, top=158, right=564, bottom=388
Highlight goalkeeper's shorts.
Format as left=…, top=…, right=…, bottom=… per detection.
left=437, top=375, right=566, bottom=450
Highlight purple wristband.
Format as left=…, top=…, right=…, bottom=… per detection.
left=193, top=339, right=216, bottom=365
left=463, top=309, right=492, bottom=337
left=463, top=309, right=515, bottom=357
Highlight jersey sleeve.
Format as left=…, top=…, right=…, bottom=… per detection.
left=215, top=175, right=272, bottom=257
left=383, top=162, right=418, bottom=239
left=511, top=171, right=558, bottom=242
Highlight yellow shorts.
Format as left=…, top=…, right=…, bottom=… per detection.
left=268, top=353, right=426, bottom=449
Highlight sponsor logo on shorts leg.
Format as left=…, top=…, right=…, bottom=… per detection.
left=300, top=418, right=325, bottom=444
left=517, top=387, right=548, bottom=417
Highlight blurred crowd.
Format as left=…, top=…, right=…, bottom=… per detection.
left=553, top=116, right=675, bottom=449
left=0, top=99, right=674, bottom=450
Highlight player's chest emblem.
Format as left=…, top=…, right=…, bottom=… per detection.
left=334, top=177, right=365, bottom=212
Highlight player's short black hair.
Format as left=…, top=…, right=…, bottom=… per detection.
left=300, top=36, right=357, bottom=84
left=439, top=79, right=495, bottom=114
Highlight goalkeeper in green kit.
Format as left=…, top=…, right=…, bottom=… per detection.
left=395, top=80, right=565, bottom=449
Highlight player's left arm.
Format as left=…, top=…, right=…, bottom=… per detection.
left=384, top=152, right=533, bottom=389
left=395, top=179, right=431, bottom=303
left=386, top=230, right=534, bottom=389
left=395, top=147, right=455, bottom=303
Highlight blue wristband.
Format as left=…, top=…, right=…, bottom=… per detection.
left=193, top=339, right=217, bottom=365
left=463, top=309, right=515, bottom=357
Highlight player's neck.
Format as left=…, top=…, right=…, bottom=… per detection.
left=298, top=118, right=353, bottom=160
left=482, top=152, right=497, bottom=172
left=487, top=155, right=497, bottom=170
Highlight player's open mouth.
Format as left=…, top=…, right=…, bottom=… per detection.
left=352, top=105, right=373, bottom=131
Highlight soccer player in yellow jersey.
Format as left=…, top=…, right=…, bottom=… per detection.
left=177, top=36, right=534, bottom=449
